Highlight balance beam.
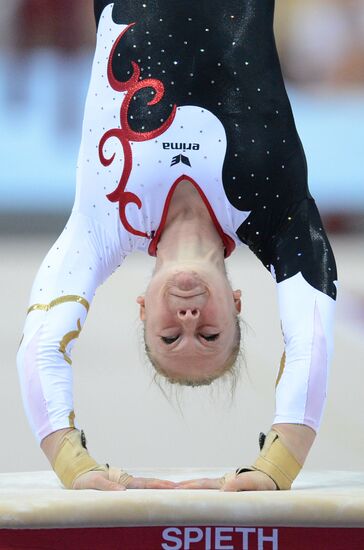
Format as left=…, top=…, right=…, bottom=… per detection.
left=1, top=469, right=363, bottom=549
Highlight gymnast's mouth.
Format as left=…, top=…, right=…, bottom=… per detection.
left=165, top=273, right=209, bottom=299
left=169, top=291, right=207, bottom=299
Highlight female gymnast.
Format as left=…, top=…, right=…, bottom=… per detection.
left=17, top=0, right=337, bottom=492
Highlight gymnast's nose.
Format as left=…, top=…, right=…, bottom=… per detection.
left=177, top=308, right=200, bottom=321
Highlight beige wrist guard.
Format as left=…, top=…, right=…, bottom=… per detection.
left=236, top=430, right=302, bottom=490
left=52, top=429, right=133, bottom=489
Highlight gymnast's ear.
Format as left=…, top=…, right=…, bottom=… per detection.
left=233, top=289, right=242, bottom=313
left=136, top=295, right=146, bottom=321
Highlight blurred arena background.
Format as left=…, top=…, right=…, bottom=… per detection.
left=0, top=1, right=363, bottom=474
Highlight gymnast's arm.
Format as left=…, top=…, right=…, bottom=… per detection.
left=16, top=213, right=123, bottom=488
left=17, top=214, right=175, bottom=490
left=268, top=197, right=337, bottom=481
left=221, top=199, right=337, bottom=490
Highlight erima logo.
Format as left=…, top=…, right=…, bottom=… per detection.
left=170, top=154, right=191, bottom=167
left=163, top=143, right=198, bottom=167
left=163, top=142, right=200, bottom=151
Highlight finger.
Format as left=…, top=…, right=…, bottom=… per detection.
left=73, top=473, right=126, bottom=491
left=176, top=478, right=221, bottom=490
left=221, top=471, right=276, bottom=492
left=90, top=476, right=126, bottom=491
left=141, top=478, right=177, bottom=489
left=175, top=478, right=200, bottom=485
left=128, top=477, right=177, bottom=489
left=175, top=477, right=214, bottom=486
left=220, top=475, right=245, bottom=492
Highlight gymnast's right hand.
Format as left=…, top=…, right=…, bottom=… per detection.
left=72, top=469, right=177, bottom=491
left=42, top=428, right=176, bottom=491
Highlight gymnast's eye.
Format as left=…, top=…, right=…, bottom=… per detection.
left=161, top=335, right=179, bottom=345
left=200, top=333, right=219, bottom=341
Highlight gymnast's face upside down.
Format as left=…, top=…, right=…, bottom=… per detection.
left=134, top=179, right=242, bottom=386
left=137, top=267, right=242, bottom=386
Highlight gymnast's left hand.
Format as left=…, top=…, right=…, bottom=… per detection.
left=175, top=470, right=276, bottom=492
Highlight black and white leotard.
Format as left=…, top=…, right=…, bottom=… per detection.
left=17, top=1, right=337, bottom=442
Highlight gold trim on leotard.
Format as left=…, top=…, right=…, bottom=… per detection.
left=27, top=295, right=90, bottom=315
left=59, top=319, right=82, bottom=365
left=275, top=352, right=286, bottom=388
left=68, top=410, right=76, bottom=428
left=18, top=334, right=24, bottom=349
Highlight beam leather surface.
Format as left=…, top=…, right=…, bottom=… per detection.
left=1, top=469, right=364, bottom=529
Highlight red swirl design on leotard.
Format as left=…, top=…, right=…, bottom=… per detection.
left=99, top=23, right=177, bottom=238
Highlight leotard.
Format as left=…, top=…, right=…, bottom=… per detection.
left=17, top=1, right=337, bottom=443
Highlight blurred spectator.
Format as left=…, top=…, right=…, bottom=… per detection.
left=275, top=0, right=364, bottom=87
left=15, top=0, right=94, bottom=51
left=0, top=2, right=22, bottom=50
left=1, top=0, right=94, bottom=132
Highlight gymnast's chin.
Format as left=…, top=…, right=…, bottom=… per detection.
left=137, top=178, right=241, bottom=389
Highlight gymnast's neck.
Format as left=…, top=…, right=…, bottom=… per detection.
left=154, top=180, right=226, bottom=271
